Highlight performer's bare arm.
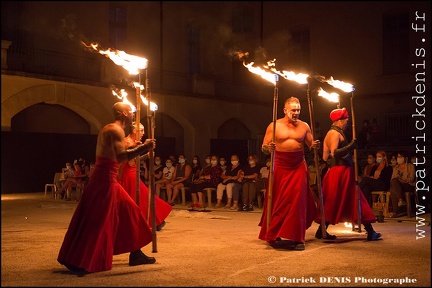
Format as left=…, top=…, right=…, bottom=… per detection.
left=304, top=122, right=320, bottom=150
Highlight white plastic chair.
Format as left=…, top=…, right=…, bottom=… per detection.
left=44, top=172, right=63, bottom=199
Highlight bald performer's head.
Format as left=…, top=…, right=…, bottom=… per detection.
left=113, top=102, right=134, bottom=124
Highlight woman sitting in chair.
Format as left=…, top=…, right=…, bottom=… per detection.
left=388, top=151, right=415, bottom=218
left=60, top=163, right=85, bottom=201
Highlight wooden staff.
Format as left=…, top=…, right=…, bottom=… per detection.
left=135, top=74, right=141, bottom=206
left=145, top=69, right=157, bottom=252
left=350, top=92, right=362, bottom=233
left=266, top=80, right=278, bottom=231
left=306, top=83, right=327, bottom=238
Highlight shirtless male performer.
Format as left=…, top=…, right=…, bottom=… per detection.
left=259, top=96, right=319, bottom=250
left=119, top=121, right=172, bottom=231
left=58, top=102, right=157, bottom=273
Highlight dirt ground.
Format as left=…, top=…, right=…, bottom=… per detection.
left=1, top=192, right=431, bottom=287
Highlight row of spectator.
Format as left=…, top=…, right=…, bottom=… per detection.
left=138, top=154, right=271, bottom=210
left=309, top=150, right=418, bottom=218
left=57, top=157, right=95, bottom=201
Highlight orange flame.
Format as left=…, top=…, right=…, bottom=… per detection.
left=266, top=59, right=309, bottom=85
left=111, top=87, right=136, bottom=112
left=140, top=95, right=158, bottom=111
left=324, top=76, right=354, bottom=93
left=243, top=61, right=277, bottom=85
left=317, top=87, right=340, bottom=103
left=82, top=42, right=148, bottom=75
left=133, top=82, right=158, bottom=111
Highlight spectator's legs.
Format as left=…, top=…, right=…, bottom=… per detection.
left=155, top=183, right=162, bottom=198
left=172, top=183, right=183, bottom=204
left=226, top=183, right=234, bottom=208
left=197, top=191, right=204, bottom=207
left=191, top=192, right=198, bottom=206
left=165, top=183, right=174, bottom=204
left=232, top=183, right=241, bottom=209
left=216, top=183, right=226, bottom=206
left=242, top=182, right=251, bottom=205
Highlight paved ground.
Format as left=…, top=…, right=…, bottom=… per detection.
left=1, top=192, right=431, bottom=287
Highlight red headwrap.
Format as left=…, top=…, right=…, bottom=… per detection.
left=329, top=107, right=349, bottom=122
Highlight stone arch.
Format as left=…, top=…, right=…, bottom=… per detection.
left=217, top=118, right=251, bottom=140
left=142, top=109, right=195, bottom=160
left=2, top=83, right=110, bottom=133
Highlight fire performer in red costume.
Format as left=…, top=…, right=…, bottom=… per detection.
left=119, top=121, right=172, bottom=231
left=259, top=97, right=319, bottom=250
left=315, top=107, right=381, bottom=241
left=58, top=102, right=157, bottom=273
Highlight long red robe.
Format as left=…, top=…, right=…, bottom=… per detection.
left=315, top=165, right=376, bottom=225
left=259, top=151, right=317, bottom=243
left=119, top=162, right=172, bottom=226
left=57, top=156, right=152, bottom=273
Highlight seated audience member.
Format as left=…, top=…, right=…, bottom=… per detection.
left=215, top=154, right=242, bottom=209
left=155, top=158, right=175, bottom=199
left=202, top=155, right=211, bottom=170
left=165, top=154, right=192, bottom=206
left=191, top=155, right=202, bottom=183
left=168, top=154, right=178, bottom=168
left=219, top=157, right=228, bottom=171
left=236, top=154, right=261, bottom=211
left=87, top=162, right=95, bottom=180
left=189, top=155, right=222, bottom=210
left=388, top=151, right=416, bottom=218
left=57, top=162, right=72, bottom=191
left=61, top=163, right=85, bottom=201
left=358, top=150, right=392, bottom=206
left=389, top=153, right=397, bottom=168
left=358, top=152, right=378, bottom=183
left=153, top=156, right=164, bottom=182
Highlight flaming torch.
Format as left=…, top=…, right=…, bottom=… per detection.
left=316, top=76, right=360, bottom=232
left=83, top=42, right=162, bottom=238
left=143, top=68, right=158, bottom=252
left=241, top=58, right=277, bottom=231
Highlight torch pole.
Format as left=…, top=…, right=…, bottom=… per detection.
left=135, top=74, right=141, bottom=207
left=145, top=69, right=157, bottom=252
left=306, top=82, right=327, bottom=239
left=350, top=92, right=362, bottom=233
left=266, top=79, right=278, bottom=231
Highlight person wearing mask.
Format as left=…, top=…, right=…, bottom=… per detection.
left=236, top=154, right=261, bottom=211
left=388, top=151, right=415, bottom=218
left=190, top=155, right=202, bottom=183
left=165, top=154, right=192, bottom=206
left=219, top=157, right=228, bottom=171
left=155, top=158, right=175, bottom=199
left=215, top=154, right=242, bottom=209
left=358, top=153, right=378, bottom=183
left=189, top=155, right=222, bottom=210
left=358, top=150, right=393, bottom=206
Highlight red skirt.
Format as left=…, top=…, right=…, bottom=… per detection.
left=315, top=165, right=376, bottom=225
left=57, top=156, right=152, bottom=273
left=119, top=162, right=172, bottom=226
left=259, top=151, right=318, bottom=243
